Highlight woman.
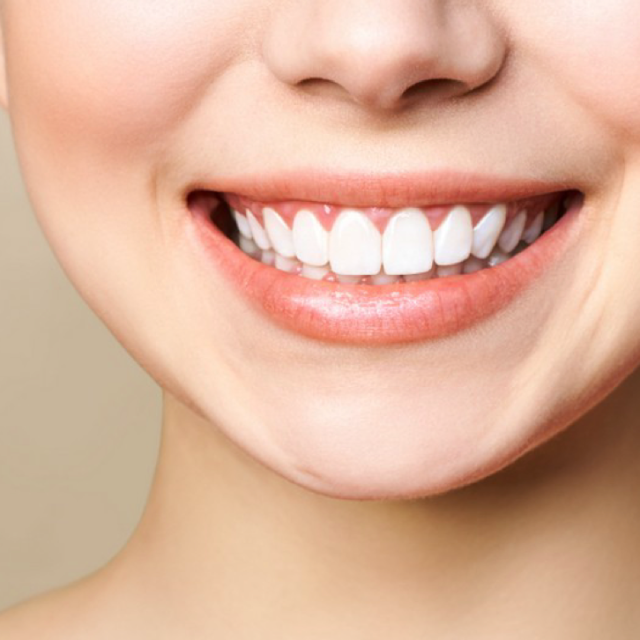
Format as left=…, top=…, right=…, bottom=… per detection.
left=1, top=1, right=639, bottom=637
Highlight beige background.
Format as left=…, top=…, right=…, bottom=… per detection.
left=0, top=111, right=161, bottom=611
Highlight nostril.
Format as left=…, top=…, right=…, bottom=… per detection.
left=297, top=77, right=332, bottom=88
left=262, top=3, right=507, bottom=113
left=401, top=78, right=469, bottom=103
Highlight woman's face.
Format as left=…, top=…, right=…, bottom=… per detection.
left=2, top=1, right=640, bottom=498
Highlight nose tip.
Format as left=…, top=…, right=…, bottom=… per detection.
left=263, top=1, right=507, bottom=112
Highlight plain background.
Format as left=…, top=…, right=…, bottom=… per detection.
left=0, top=110, right=161, bottom=610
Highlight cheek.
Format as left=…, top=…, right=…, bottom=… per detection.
left=508, top=1, right=640, bottom=140
left=5, top=0, right=243, bottom=148
left=0, top=0, right=256, bottom=372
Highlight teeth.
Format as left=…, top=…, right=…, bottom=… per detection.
left=437, top=263, right=463, bottom=277
left=498, top=210, right=527, bottom=253
left=233, top=209, right=253, bottom=240
left=329, top=209, right=382, bottom=276
left=274, top=254, right=300, bottom=273
left=487, top=248, right=510, bottom=267
left=301, top=264, right=330, bottom=281
left=370, top=270, right=401, bottom=285
left=336, top=274, right=363, bottom=284
left=463, top=256, right=487, bottom=274
left=263, top=208, right=296, bottom=258
left=471, top=204, right=506, bottom=259
left=232, top=194, right=562, bottom=283
left=434, top=206, right=473, bottom=266
left=382, top=208, right=434, bottom=275
left=522, top=211, right=544, bottom=244
left=247, top=211, right=272, bottom=251
left=260, top=249, right=275, bottom=266
left=404, top=269, right=435, bottom=282
left=238, top=235, right=260, bottom=257
left=292, top=209, right=329, bottom=266
left=512, top=240, right=528, bottom=256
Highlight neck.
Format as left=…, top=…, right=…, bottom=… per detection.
left=109, top=370, right=640, bottom=638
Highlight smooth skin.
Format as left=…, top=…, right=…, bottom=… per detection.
left=1, top=1, right=640, bottom=637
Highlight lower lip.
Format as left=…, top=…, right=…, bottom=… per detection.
left=187, top=195, right=582, bottom=345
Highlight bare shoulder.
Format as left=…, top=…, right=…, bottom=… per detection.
left=0, top=579, right=116, bottom=640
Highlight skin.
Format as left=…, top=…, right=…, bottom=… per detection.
left=1, top=0, right=640, bottom=637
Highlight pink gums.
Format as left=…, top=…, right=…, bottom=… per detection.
left=222, top=192, right=562, bottom=233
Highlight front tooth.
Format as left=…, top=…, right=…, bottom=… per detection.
left=329, top=209, right=382, bottom=276
left=434, top=206, right=473, bottom=266
left=522, top=212, right=544, bottom=244
left=471, top=204, right=506, bottom=259
left=498, top=210, right=527, bottom=253
left=247, top=211, right=271, bottom=250
left=382, top=208, right=433, bottom=275
left=292, top=210, right=329, bottom=266
left=233, top=209, right=253, bottom=239
left=263, top=208, right=295, bottom=258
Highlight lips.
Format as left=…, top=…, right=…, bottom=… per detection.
left=185, top=172, right=583, bottom=344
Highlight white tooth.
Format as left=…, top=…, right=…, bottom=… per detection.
left=382, top=208, right=433, bottom=275
left=263, top=208, right=295, bottom=258
left=239, top=235, right=260, bottom=256
left=471, top=204, right=506, bottom=259
left=437, top=263, right=463, bottom=277
left=463, top=256, right=486, bottom=274
left=487, top=248, right=510, bottom=267
left=233, top=209, right=253, bottom=240
left=434, top=206, right=473, bottom=266
left=329, top=209, right=382, bottom=276
left=522, top=212, right=544, bottom=244
left=260, top=249, right=275, bottom=266
left=301, top=264, right=330, bottom=281
left=498, top=210, right=527, bottom=253
left=404, top=269, right=435, bottom=282
left=247, top=211, right=271, bottom=250
left=274, top=254, right=300, bottom=273
left=292, top=209, right=329, bottom=266
left=370, top=270, right=401, bottom=285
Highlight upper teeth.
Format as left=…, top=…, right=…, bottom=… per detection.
left=471, top=204, right=506, bottom=259
left=383, top=208, right=434, bottom=275
left=232, top=200, right=554, bottom=277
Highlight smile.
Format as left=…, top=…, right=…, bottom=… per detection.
left=186, top=172, right=584, bottom=344
left=221, top=191, right=573, bottom=283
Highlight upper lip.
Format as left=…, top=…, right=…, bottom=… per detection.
left=188, top=169, right=574, bottom=209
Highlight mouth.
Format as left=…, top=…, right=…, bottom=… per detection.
left=186, top=174, right=584, bottom=344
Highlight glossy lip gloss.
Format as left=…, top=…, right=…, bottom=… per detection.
left=185, top=171, right=583, bottom=345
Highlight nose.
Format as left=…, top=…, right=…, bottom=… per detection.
left=263, top=0, right=507, bottom=111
